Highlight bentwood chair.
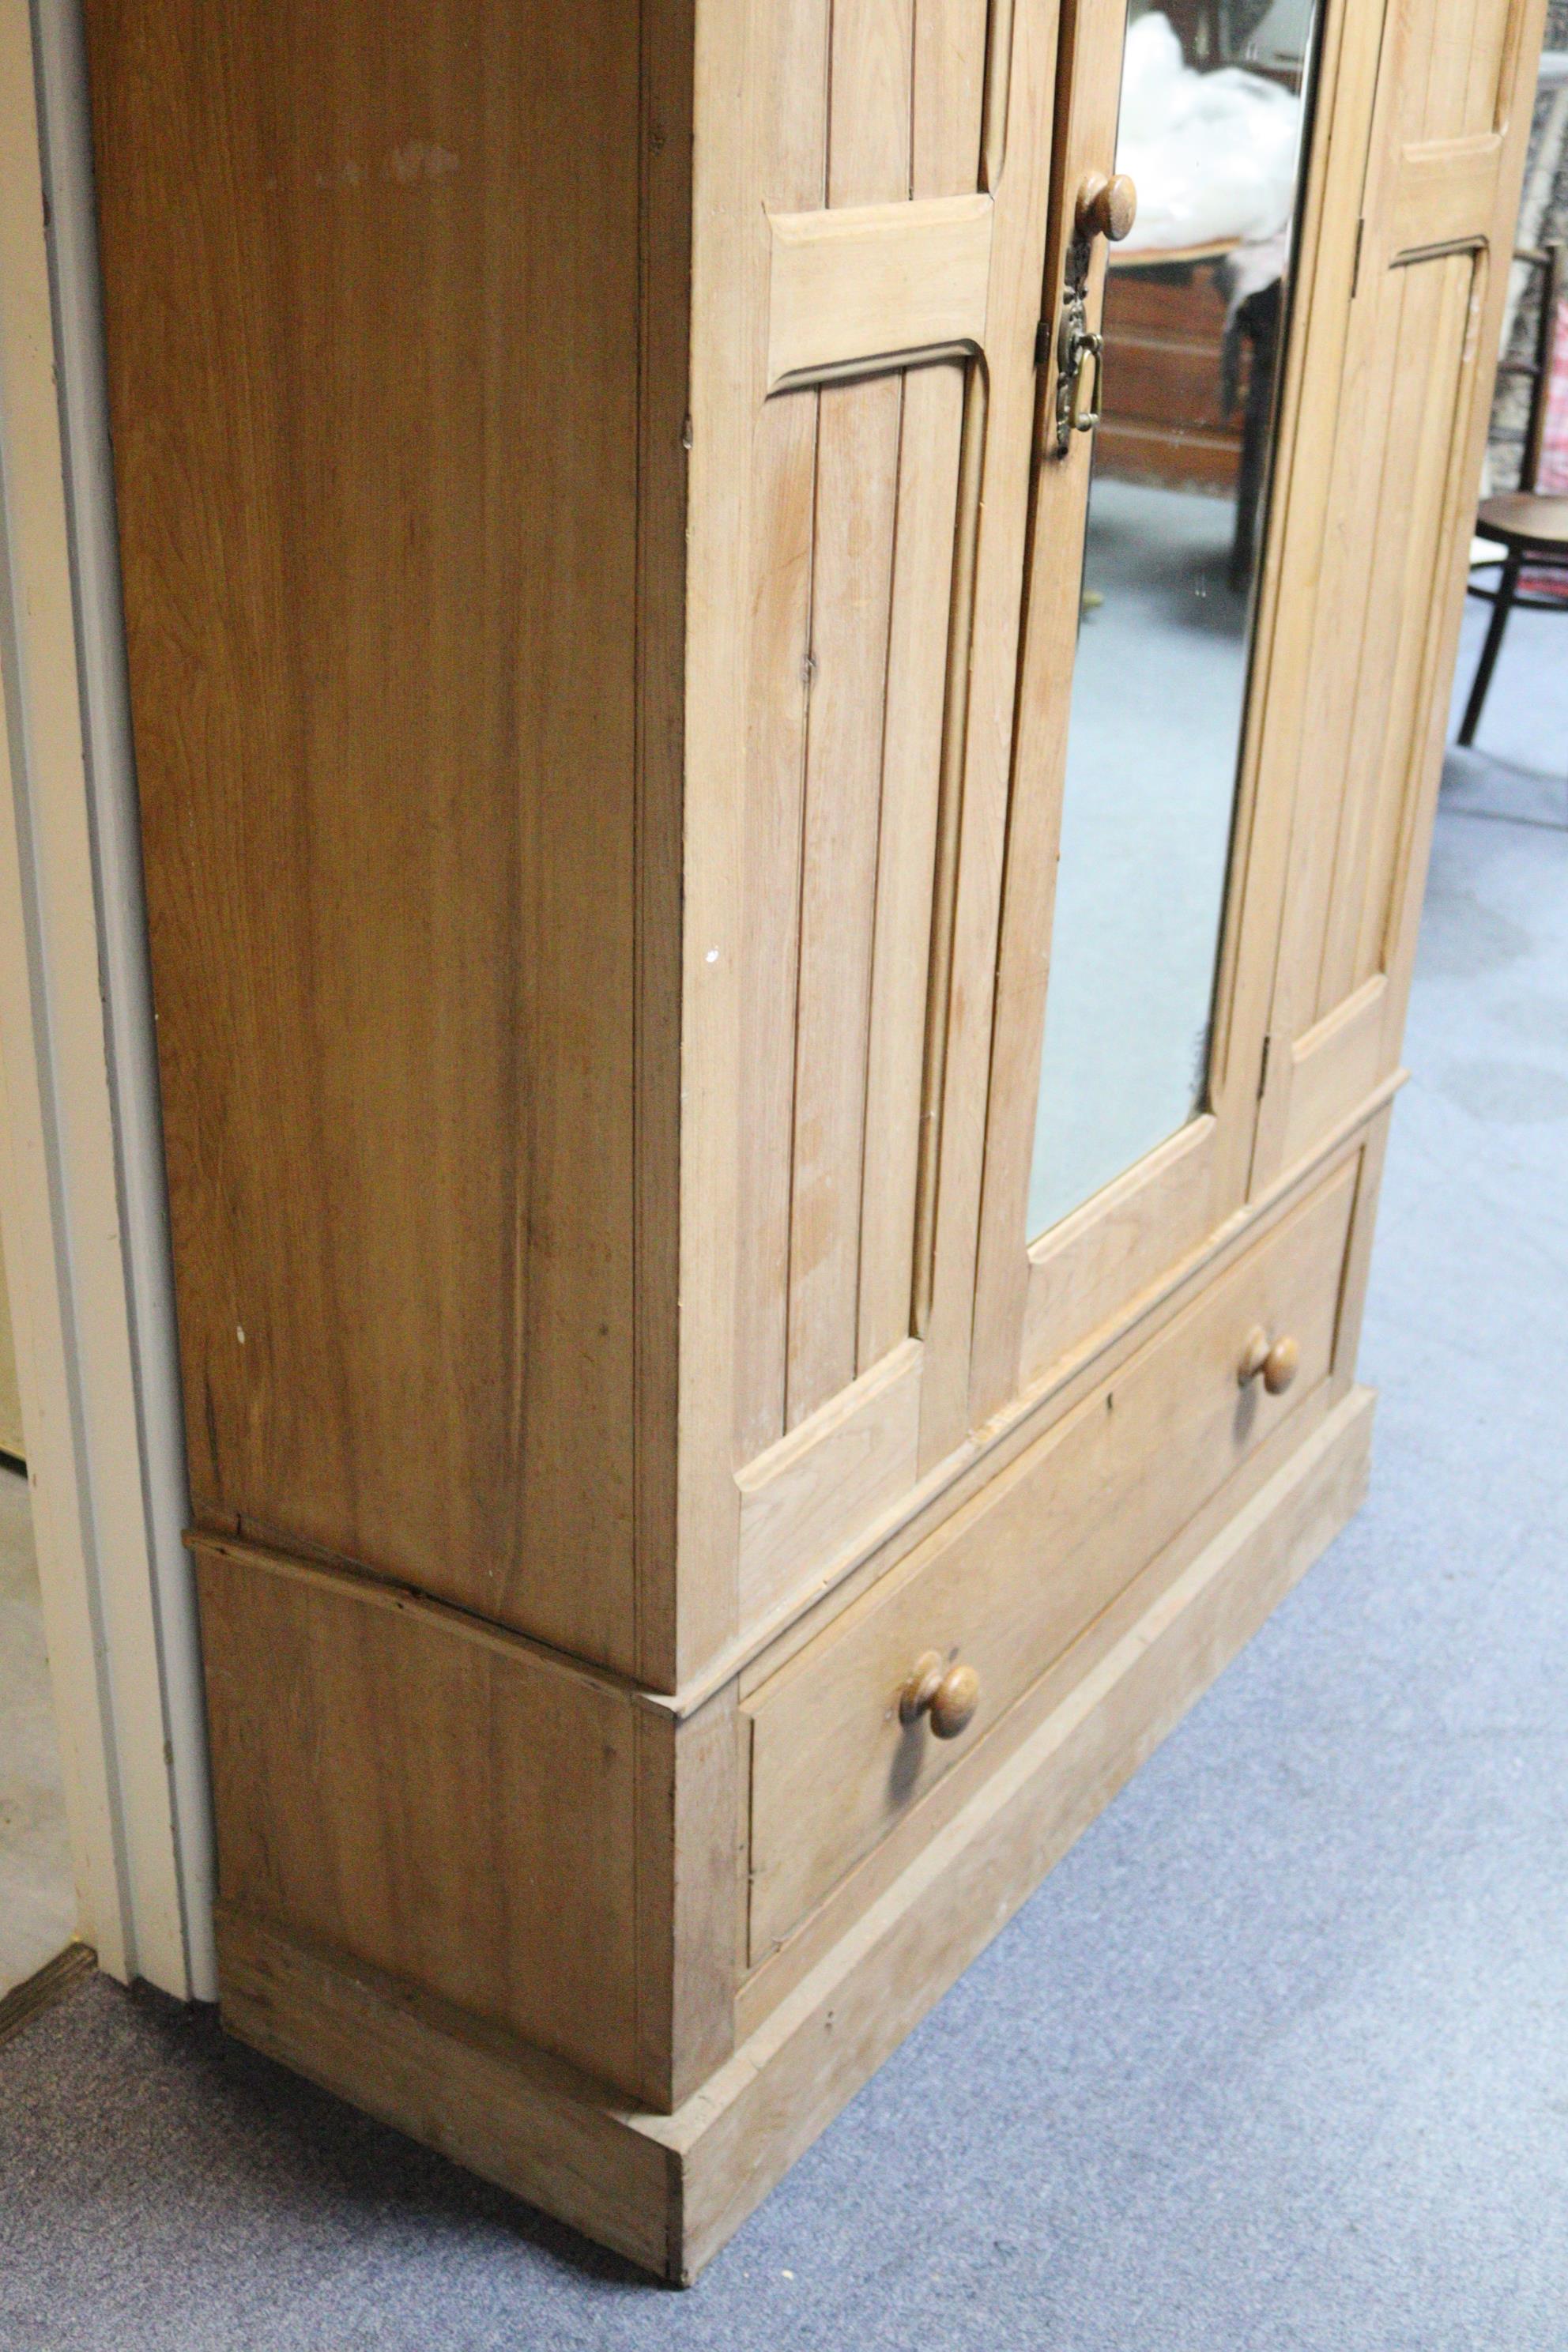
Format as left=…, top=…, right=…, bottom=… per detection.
left=1459, top=244, right=1568, bottom=745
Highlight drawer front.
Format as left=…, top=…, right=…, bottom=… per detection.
left=744, top=1156, right=1359, bottom=1961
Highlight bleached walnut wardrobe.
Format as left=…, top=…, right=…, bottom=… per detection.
left=84, top=0, right=1538, bottom=2281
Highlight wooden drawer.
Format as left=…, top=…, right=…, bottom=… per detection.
left=744, top=1156, right=1359, bottom=1962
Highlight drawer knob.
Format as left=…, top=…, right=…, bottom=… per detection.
left=1238, top=1327, right=1301, bottom=1396
left=900, top=1651, right=982, bottom=1740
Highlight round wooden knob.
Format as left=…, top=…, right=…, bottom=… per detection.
left=899, top=1651, right=982, bottom=1740
left=1076, top=170, right=1137, bottom=243
left=1238, top=1327, right=1300, bottom=1395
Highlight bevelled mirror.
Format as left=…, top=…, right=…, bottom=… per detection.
left=1027, top=0, right=1322, bottom=1240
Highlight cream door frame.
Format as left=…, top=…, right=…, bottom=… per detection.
left=0, top=0, right=213, bottom=2000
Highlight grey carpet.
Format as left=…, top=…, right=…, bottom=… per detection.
left=2, top=594, right=1566, bottom=2350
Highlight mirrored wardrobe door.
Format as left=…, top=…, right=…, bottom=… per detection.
left=969, top=0, right=1330, bottom=1422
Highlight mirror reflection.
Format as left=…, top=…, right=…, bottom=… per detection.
left=1026, top=0, right=1320, bottom=1242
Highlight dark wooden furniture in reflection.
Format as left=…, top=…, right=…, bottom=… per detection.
left=1099, top=253, right=1283, bottom=590
left=1099, top=261, right=1242, bottom=492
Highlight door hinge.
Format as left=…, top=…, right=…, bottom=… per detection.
left=1350, top=217, right=1366, bottom=301
left=1257, top=1032, right=1272, bottom=1099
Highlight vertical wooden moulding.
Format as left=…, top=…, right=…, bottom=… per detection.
left=912, top=359, right=988, bottom=1347
left=1366, top=251, right=1491, bottom=1050
left=1333, top=254, right=1476, bottom=1006
left=635, top=0, right=697, bottom=1692
left=786, top=364, right=904, bottom=1427
left=1183, top=0, right=1362, bottom=1196
left=732, top=0, right=830, bottom=1471
left=855, top=3, right=991, bottom=1387
left=677, top=0, right=783, bottom=1678
left=784, top=0, right=914, bottom=1431
left=635, top=1683, right=741, bottom=2110
left=856, top=360, right=967, bottom=1374
left=1238, top=0, right=1391, bottom=1179
left=914, top=0, right=1060, bottom=1471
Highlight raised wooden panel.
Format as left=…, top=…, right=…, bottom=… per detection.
left=84, top=0, right=691, bottom=1683
left=737, top=1336, right=922, bottom=1617
left=765, top=195, right=993, bottom=386
left=1392, top=134, right=1507, bottom=251
left=1305, top=247, right=1479, bottom=1025
left=786, top=369, right=906, bottom=1423
left=197, top=1540, right=646, bottom=2095
left=1252, top=0, right=1540, bottom=1182
left=194, top=1534, right=735, bottom=2111
left=1400, top=0, right=1519, bottom=143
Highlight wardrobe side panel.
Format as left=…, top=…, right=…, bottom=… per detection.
left=83, top=0, right=678, bottom=1676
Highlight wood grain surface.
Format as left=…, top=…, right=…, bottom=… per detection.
left=84, top=0, right=689, bottom=1680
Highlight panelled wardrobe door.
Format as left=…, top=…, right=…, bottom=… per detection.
left=1250, top=0, right=1542, bottom=1183
left=679, top=0, right=1067, bottom=1668
left=969, top=0, right=1341, bottom=1423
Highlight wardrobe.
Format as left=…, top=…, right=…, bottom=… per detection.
left=83, top=0, right=1540, bottom=2280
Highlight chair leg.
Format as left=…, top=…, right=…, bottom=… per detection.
left=1458, top=549, right=1521, bottom=746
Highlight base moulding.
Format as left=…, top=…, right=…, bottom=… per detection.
left=217, top=1382, right=1374, bottom=2283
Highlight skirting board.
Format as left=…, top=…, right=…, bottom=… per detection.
left=0, top=1941, right=96, bottom=2049
left=217, top=1383, right=1374, bottom=2285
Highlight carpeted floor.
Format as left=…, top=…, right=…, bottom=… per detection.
left=2, top=594, right=1565, bottom=2350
